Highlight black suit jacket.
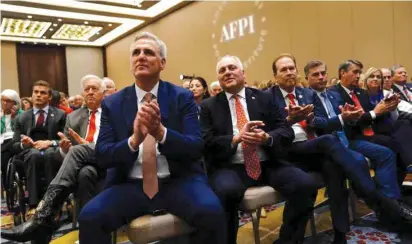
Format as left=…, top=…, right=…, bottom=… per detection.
left=328, top=84, right=392, bottom=137
left=12, top=106, right=66, bottom=154
left=200, top=87, right=294, bottom=173
left=392, top=83, right=412, bottom=102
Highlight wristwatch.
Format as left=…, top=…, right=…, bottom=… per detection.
left=51, top=140, right=58, bottom=147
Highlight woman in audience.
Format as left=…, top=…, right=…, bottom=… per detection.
left=1, top=89, right=24, bottom=188
left=189, top=76, right=210, bottom=113
left=20, top=97, right=32, bottom=111
left=362, top=67, right=412, bottom=173
left=58, top=91, right=73, bottom=114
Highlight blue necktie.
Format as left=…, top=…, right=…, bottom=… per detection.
left=321, top=92, right=337, bottom=118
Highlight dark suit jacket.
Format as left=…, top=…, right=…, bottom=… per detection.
left=200, top=87, right=294, bottom=172
left=328, top=83, right=392, bottom=137
left=12, top=106, right=66, bottom=154
left=392, top=83, right=412, bottom=102
left=96, top=81, right=204, bottom=187
left=312, top=90, right=347, bottom=135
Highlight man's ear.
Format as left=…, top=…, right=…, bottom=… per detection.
left=160, top=58, right=166, bottom=70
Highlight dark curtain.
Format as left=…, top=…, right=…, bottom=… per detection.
left=16, top=44, right=68, bottom=97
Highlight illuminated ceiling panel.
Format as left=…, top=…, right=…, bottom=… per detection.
left=1, top=18, right=51, bottom=38
left=52, top=24, right=102, bottom=41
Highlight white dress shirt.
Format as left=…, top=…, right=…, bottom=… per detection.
left=279, top=88, right=307, bottom=143
left=225, top=88, right=268, bottom=164
left=128, top=82, right=170, bottom=179
left=383, top=89, right=412, bottom=113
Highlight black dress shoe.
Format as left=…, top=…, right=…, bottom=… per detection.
left=1, top=218, right=57, bottom=242
left=399, top=202, right=412, bottom=221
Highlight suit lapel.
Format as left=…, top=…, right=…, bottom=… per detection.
left=336, top=84, right=354, bottom=105
left=79, top=108, right=89, bottom=138
left=392, top=85, right=409, bottom=101
left=245, top=88, right=260, bottom=121
left=47, top=107, right=55, bottom=139
left=217, top=92, right=232, bottom=134
left=157, top=81, right=169, bottom=124
left=26, top=109, right=34, bottom=135
left=273, top=86, right=288, bottom=118
left=122, top=85, right=138, bottom=130
left=295, top=88, right=306, bottom=106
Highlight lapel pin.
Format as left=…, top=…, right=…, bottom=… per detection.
left=357, top=92, right=360, bottom=95
left=251, top=96, right=255, bottom=99
left=51, top=114, right=54, bottom=117
left=299, top=95, right=303, bottom=98
left=330, top=96, right=333, bottom=99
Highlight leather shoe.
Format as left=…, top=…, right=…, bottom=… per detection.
left=1, top=217, right=57, bottom=242
left=399, top=202, right=412, bottom=221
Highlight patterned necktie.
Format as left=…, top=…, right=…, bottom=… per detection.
left=403, top=86, right=411, bottom=102
left=36, top=110, right=45, bottom=127
left=233, top=95, right=261, bottom=180
left=350, top=91, right=374, bottom=136
left=85, top=110, right=97, bottom=143
left=142, top=93, right=158, bottom=199
left=286, top=93, right=315, bottom=140
left=320, top=92, right=337, bottom=118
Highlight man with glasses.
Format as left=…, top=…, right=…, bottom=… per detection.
left=381, top=68, right=412, bottom=117
left=390, top=65, right=412, bottom=103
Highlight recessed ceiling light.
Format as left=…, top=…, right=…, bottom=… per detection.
left=108, top=23, right=112, bottom=27
left=49, top=28, right=53, bottom=31
left=21, top=41, right=25, bottom=44
left=58, top=18, right=62, bottom=22
left=28, top=15, right=32, bottom=19
left=84, top=21, right=88, bottom=24
left=57, top=43, right=61, bottom=46
left=33, top=42, right=37, bottom=44
left=137, top=4, right=142, bottom=8
left=96, top=32, right=100, bottom=35
left=42, top=36, right=46, bottom=39
left=53, top=23, right=57, bottom=26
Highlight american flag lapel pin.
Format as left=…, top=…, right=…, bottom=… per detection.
left=298, top=95, right=303, bottom=99
left=252, top=96, right=255, bottom=99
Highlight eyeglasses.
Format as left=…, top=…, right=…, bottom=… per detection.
left=383, top=76, right=391, bottom=80
left=1, top=98, right=14, bottom=104
left=368, top=75, right=382, bottom=80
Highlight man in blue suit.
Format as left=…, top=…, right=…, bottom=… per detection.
left=266, top=54, right=412, bottom=237
left=78, top=32, right=226, bottom=244
left=305, top=60, right=412, bottom=225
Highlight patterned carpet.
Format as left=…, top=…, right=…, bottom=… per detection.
left=1, top=188, right=412, bottom=244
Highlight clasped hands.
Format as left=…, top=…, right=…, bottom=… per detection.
left=57, top=128, right=88, bottom=154
left=232, top=121, right=269, bottom=147
left=286, top=104, right=314, bottom=124
left=20, top=135, right=51, bottom=151
left=129, top=99, right=165, bottom=150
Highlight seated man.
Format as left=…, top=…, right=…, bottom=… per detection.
left=201, top=55, right=320, bottom=244
left=266, top=54, right=411, bottom=231
left=11, top=80, right=66, bottom=211
left=1, top=75, right=106, bottom=242
left=78, top=32, right=226, bottom=244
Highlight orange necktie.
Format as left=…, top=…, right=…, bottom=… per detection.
left=350, top=92, right=374, bottom=137
left=85, top=110, right=97, bottom=143
left=142, top=93, right=158, bottom=199
left=234, top=95, right=261, bottom=180
left=286, top=93, right=315, bottom=140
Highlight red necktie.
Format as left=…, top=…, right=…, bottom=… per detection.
left=85, top=110, right=97, bottom=143
left=142, top=93, right=158, bottom=198
left=234, top=95, right=261, bottom=180
left=403, top=86, right=411, bottom=102
left=36, top=110, right=45, bottom=127
left=350, top=92, right=374, bottom=136
left=286, top=93, right=315, bottom=140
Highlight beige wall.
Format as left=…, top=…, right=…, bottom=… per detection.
left=66, top=46, right=104, bottom=96
left=1, top=42, right=19, bottom=92
left=0, top=44, right=104, bottom=96
left=106, top=1, right=412, bottom=89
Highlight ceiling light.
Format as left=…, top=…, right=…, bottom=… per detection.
left=28, top=15, right=32, bottom=19
left=42, top=36, right=46, bottom=38
left=49, top=28, right=53, bottom=31
left=57, top=43, right=60, bottom=46
left=108, top=23, right=112, bottom=27
left=0, top=18, right=51, bottom=38
left=21, top=41, right=25, bottom=44
left=58, top=18, right=62, bottom=22
left=84, top=21, right=88, bottom=24
left=96, top=32, right=100, bottom=35
left=52, top=23, right=102, bottom=41
left=33, top=42, right=37, bottom=44
left=137, top=4, right=142, bottom=8
left=45, top=43, right=49, bottom=45
left=53, top=23, right=57, bottom=26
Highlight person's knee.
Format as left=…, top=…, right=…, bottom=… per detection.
left=210, top=171, right=246, bottom=205
left=79, top=201, right=102, bottom=225
left=192, top=199, right=226, bottom=230
left=78, top=166, right=98, bottom=185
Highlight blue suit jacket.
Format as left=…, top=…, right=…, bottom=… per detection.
left=96, top=81, right=204, bottom=187
left=312, top=90, right=346, bottom=135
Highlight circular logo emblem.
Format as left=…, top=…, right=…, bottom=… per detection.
left=212, top=0, right=268, bottom=69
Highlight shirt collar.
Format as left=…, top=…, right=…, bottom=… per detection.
left=33, top=105, right=49, bottom=115
left=393, top=83, right=405, bottom=91
left=279, top=87, right=296, bottom=99
left=135, top=82, right=160, bottom=102
left=341, top=84, right=352, bottom=95
left=88, top=107, right=102, bottom=114
left=225, top=87, right=246, bottom=101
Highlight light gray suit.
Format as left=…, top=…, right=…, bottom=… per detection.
left=51, top=107, right=103, bottom=212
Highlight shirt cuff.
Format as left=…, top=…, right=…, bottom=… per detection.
left=59, top=147, right=67, bottom=158
left=266, top=136, right=274, bottom=147
left=128, top=137, right=138, bottom=152
left=20, top=142, right=24, bottom=150
left=338, top=114, right=345, bottom=127
left=369, top=111, right=376, bottom=120
left=158, top=128, right=167, bottom=144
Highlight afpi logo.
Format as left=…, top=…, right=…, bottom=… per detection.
left=212, top=0, right=268, bottom=69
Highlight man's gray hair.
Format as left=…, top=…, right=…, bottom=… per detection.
left=210, top=81, right=220, bottom=89
left=132, top=32, right=167, bottom=59
left=1, top=89, right=20, bottom=109
left=216, top=55, right=244, bottom=73
left=80, top=74, right=106, bottom=92
left=102, top=77, right=116, bottom=88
